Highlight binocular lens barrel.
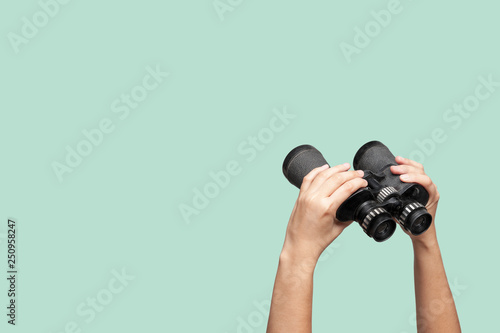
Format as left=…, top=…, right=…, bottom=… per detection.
left=282, top=145, right=396, bottom=242
left=283, top=145, right=329, bottom=188
left=399, top=203, right=433, bottom=235
left=361, top=207, right=396, bottom=242
left=282, top=142, right=433, bottom=242
left=373, top=220, right=396, bottom=242
left=353, top=141, right=396, bottom=172
left=354, top=141, right=433, bottom=236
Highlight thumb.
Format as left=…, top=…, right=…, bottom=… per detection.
left=332, top=220, right=354, bottom=235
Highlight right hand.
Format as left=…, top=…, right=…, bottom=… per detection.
left=281, top=163, right=368, bottom=263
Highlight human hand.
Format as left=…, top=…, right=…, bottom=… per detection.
left=281, top=163, right=368, bottom=264
left=390, top=156, right=440, bottom=247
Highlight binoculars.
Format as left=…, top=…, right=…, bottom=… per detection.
left=282, top=141, right=432, bottom=242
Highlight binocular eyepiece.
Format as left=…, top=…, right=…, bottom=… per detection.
left=282, top=141, right=433, bottom=242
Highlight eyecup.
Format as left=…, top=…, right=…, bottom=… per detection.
left=282, top=144, right=316, bottom=179
left=361, top=207, right=396, bottom=242
left=408, top=209, right=433, bottom=235
left=282, top=145, right=329, bottom=189
left=368, top=214, right=397, bottom=242
left=353, top=141, right=387, bottom=170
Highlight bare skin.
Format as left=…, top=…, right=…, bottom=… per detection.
left=391, top=156, right=461, bottom=333
left=266, top=157, right=461, bottom=333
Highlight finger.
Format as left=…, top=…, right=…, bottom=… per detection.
left=395, top=156, right=424, bottom=171
left=400, top=173, right=433, bottom=187
left=327, top=177, right=369, bottom=213
left=390, top=164, right=425, bottom=176
left=400, top=173, right=439, bottom=202
left=307, top=163, right=351, bottom=193
left=317, top=170, right=365, bottom=197
left=300, top=164, right=329, bottom=191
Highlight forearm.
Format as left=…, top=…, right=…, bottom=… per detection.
left=266, top=250, right=316, bottom=333
left=412, top=232, right=461, bottom=333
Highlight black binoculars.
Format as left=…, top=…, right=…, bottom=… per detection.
left=282, top=141, right=432, bottom=242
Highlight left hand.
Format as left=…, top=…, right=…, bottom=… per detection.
left=390, top=156, right=440, bottom=245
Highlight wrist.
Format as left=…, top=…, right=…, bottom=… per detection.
left=410, top=221, right=439, bottom=248
left=279, top=246, right=319, bottom=275
left=411, top=233, right=439, bottom=253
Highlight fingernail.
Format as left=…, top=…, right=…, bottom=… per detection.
left=343, top=163, right=350, bottom=168
left=401, top=174, right=410, bottom=181
left=357, top=170, right=364, bottom=176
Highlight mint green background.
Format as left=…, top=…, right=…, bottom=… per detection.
left=1, top=0, right=499, bottom=332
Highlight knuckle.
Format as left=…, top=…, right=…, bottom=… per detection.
left=341, top=171, right=356, bottom=181
left=349, top=170, right=360, bottom=178
left=342, top=180, right=355, bottom=192
left=330, top=173, right=343, bottom=183
left=316, top=171, right=329, bottom=182
left=302, top=174, right=313, bottom=183
left=319, top=201, right=331, bottom=212
left=304, top=194, right=317, bottom=206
